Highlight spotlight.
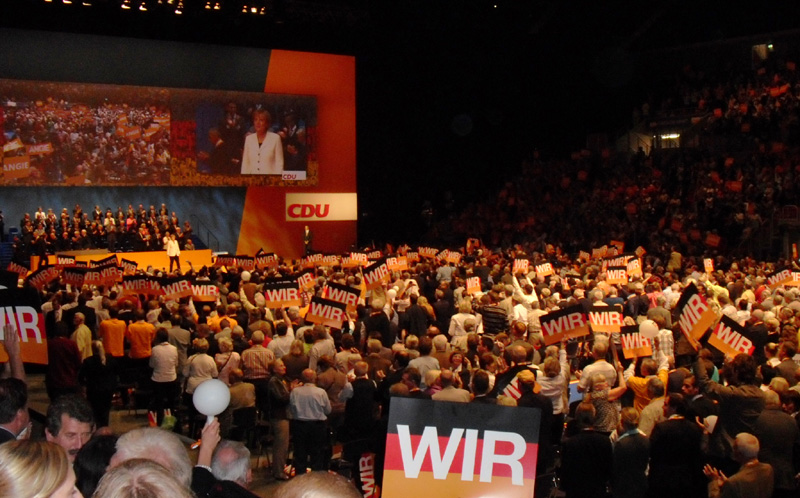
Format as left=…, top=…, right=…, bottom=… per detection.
left=213, top=2, right=221, bottom=9
left=62, top=0, right=73, bottom=4
left=174, top=0, right=183, bottom=14
left=139, top=0, right=147, bottom=10
left=121, top=0, right=131, bottom=8
left=259, top=6, right=265, bottom=14
left=81, top=0, right=91, bottom=5
left=250, top=6, right=256, bottom=13
left=205, top=1, right=211, bottom=8
left=241, top=4, right=248, bottom=13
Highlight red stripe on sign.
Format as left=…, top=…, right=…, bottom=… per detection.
left=383, top=433, right=538, bottom=480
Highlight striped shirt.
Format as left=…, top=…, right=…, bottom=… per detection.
left=241, top=345, right=274, bottom=380
left=480, top=304, right=508, bottom=335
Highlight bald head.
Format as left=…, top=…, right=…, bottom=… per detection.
left=301, top=369, right=317, bottom=384
left=733, top=433, right=760, bottom=463
left=354, top=361, right=369, bottom=378
left=508, top=345, right=527, bottom=364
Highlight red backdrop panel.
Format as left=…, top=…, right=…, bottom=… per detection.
left=237, top=50, right=357, bottom=258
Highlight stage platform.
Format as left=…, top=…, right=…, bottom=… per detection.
left=33, top=249, right=214, bottom=273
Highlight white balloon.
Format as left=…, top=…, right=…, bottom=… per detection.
left=193, top=379, right=230, bottom=425
left=639, top=319, right=658, bottom=340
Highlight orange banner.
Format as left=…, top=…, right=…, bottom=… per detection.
left=540, top=306, right=590, bottom=345
left=3, top=155, right=31, bottom=179
left=606, top=266, right=627, bottom=285
left=676, top=283, right=717, bottom=350
left=387, top=256, right=408, bottom=272
left=626, top=258, right=642, bottom=278
left=466, top=276, right=481, bottom=295
left=535, top=263, right=554, bottom=278
left=26, top=142, right=54, bottom=155
left=620, top=332, right=653, bottom=359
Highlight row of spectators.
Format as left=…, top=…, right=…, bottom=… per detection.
left=428, top=58, right=800, bottom=261
left=7, top=202, right=195, bottom=261
left=2, top=92, right=171, bottom=185
left=2, top=237, right=800, bottom=496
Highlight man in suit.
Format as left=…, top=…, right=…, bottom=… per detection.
left=202, top=439, right=260, bottom=498
left=561, top=402, right=613, bottom=498
left=613, top=407, right=650, bottom=498
left=303, top=225, right=313, bottom=255
left=0, top=378, right=30, bottom=444
left=199, top=128, right=238, bottom=175
left=704, top=433, right=774, bottom=498
left=752, top=390, right=798, bottom=497
left=682, top=373, right=719, bottom=420
left=44, top=294, right=65, bottom=339
left=431, top=369, right=471, bottom=402
left=775, top=342, right=799, bottom=387
left=63, top=291, right=97, bottom=338
left=649, top=393, right=706, bottom=498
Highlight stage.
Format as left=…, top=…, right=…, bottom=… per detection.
left=33, top=249, right=214, bottom=273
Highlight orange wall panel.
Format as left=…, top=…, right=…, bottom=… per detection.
left=238, top=50, right=357, bottom=258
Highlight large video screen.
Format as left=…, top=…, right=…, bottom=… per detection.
left=0, top=78, right=317, bottom=187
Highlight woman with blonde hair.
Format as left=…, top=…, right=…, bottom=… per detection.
left=586, top=367, right=627, bottom=435
left=448, top=298, right=483, bottom=342
left=183, top=338, right=218, bottom=405
left=417, top=295, right=436, bottom=324
left=215, top=336, right=241, bottom=386
left=0, top=440, right=81, bottom=498
left=283, top=338, right=310, bottom=382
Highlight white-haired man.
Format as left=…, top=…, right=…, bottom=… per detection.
left=704, top=432, right=774, bottom=498
left=209, top=440, right=259, bottom=497
left=110, top=427, right=193, bottom=490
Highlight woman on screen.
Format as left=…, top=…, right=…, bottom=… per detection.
left=241, top=109, right=284, bottom=175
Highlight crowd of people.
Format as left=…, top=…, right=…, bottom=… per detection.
left=427, top=57, right=800, bottom=262
left=2, top=238, right=800, bottom=496
left=6, top=202, right=195, bottom=263
left=2, top=45, right=800, bottom=498
left=1, top=81, right=172, bottom=185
